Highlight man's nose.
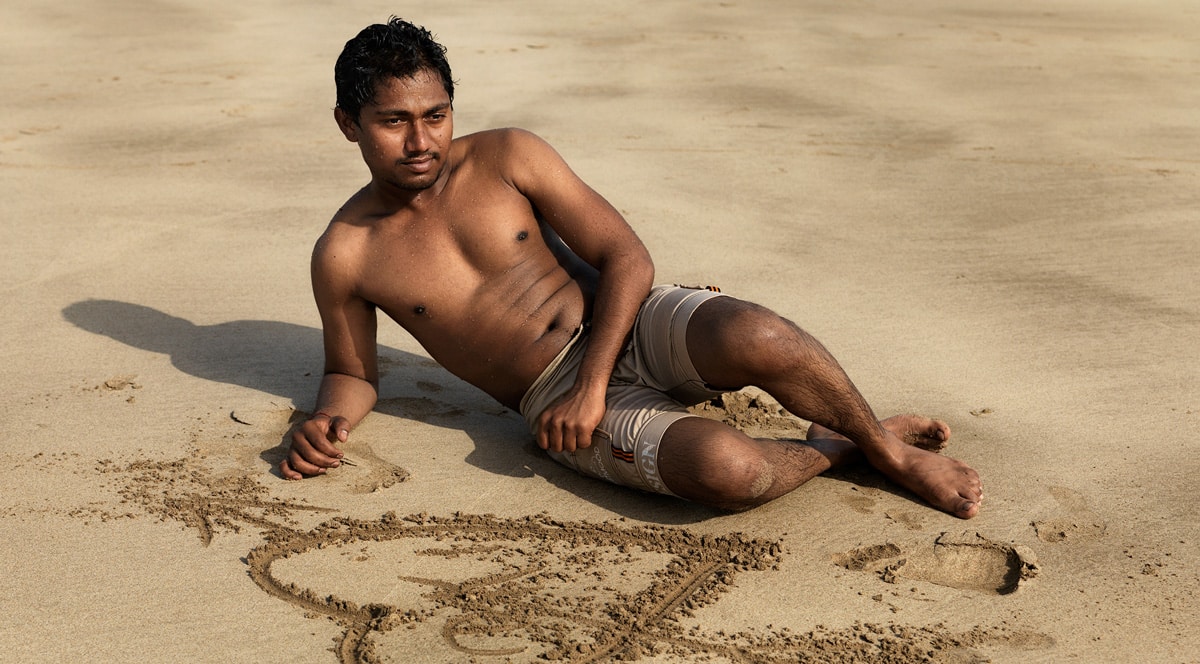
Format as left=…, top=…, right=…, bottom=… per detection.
left=406, top=123, right=430, bottom=153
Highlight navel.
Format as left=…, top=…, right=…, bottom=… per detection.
left=516, top=230, right=529, bottom=241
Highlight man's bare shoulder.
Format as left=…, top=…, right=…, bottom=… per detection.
left=455, top=126, right=540, bottom=144
left=312, top=187, right=374, bottom=279
left=324, top=184, right=378, bottom=229
left=454, top=128, right=569, bottom=195
left=453, top=127, right=553, bottom=162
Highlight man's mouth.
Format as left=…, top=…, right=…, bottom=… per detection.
left=401, top=154, right=434, bottom=165
left=400, top=154, right=436, bottom=173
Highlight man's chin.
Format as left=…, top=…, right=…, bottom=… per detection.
left=388, top=175, right=439, bottom=192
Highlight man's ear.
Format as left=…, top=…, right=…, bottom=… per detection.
left=334, top=107, right=359, bottom=142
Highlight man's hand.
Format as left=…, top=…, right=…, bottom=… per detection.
left=535, top=386, right=606, bottom=453
left=280, top=413, right=350, bottom=479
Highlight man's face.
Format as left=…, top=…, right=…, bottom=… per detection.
left=337, top=69, right=454, bottom=192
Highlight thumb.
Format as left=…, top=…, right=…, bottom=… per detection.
left=534, top=413, right=550, bottom=450
left=329, top=416, right=351, bottom=443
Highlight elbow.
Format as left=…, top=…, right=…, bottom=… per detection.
left=595, top=239, right=654, bottom=290
left=630, top=244, right=655, bottom=288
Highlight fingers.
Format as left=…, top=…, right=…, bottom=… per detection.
left=308, top=415, right=350, bottom=453
left=535, top=392, right=606, bottom=453
left=535, top=413, right=557, bottom=451
left=535, top=413, right=595, bottom=453
left=279, top=459, right=305, bottom=481
left=280, top=416, right=347, bottom=480
left=328, top=415, right=351, bottom=443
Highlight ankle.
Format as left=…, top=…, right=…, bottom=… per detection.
left=861, top=431, right=912, bottom=468
left=805, top=438, right=862, bottom=469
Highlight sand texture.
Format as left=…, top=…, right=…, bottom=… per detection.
left=2, top=1, right=1198, bottom=662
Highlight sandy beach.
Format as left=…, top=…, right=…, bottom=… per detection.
left=2, top=1, right=1198, bottom=661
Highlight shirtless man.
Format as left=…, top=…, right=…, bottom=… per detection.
left=280, top=18, right=982, bottom=519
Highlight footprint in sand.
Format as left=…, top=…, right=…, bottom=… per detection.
left=833, top=531, right=1039, bottom=595
left=841, top=486, right=881, bottom=514
left=883, top=508, right=927, bottom=531
left=1030, top=486, right=1107, bottom=543
left=839, top=488, right=928, bottom=526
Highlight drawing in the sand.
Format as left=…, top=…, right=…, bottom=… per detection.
left=87, top=439, right=1044, bottom=664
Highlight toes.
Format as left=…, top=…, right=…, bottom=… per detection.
left=956, top=500, right=980, bottom=519
left=927, top=418, right=951, bottom=442
left=930, top=466, right=982, bottom=519
left=948, top=487, right=981, bottom=519
left=962, top=471, right=983, bottom=501
left=958, top=477, right=983, bottom=516
left=885, top=414, right=951, bottom=449
left=930, top=489, right=979, bottom=520
left=918, top=416, right=950, bottom=442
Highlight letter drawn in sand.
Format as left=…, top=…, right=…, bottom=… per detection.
left=86, top=440, right=1048, bottom=663
left=247, top=513, right=783, bottom=662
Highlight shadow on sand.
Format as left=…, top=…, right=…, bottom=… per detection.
left=62, top=299, right=715, bottom=523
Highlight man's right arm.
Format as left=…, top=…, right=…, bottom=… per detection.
left=280, top=233, right=380, bottom=480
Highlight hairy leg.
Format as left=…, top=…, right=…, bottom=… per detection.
left=659, top=414, right=956, bottom=511
left=658, top=417, right=838, bottom=511
left=684, top=297, right=982, bottom=518
left=809, top=414, right=950, bottom=452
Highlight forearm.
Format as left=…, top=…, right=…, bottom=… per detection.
left=575, top=247, right=654, bottom=393
left=534, top=246, right=650, bottom=452
left=312, top=372, right=378, bottom=427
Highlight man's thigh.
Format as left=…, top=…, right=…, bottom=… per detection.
left=546, top=382, right=692, bottom=496
left=617, top=284, right=727, bottom=404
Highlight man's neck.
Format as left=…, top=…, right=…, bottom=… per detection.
left=369, top=156, right=453, bottom=215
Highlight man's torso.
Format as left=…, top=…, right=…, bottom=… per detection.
left=320, top=129, right=592, bottom=409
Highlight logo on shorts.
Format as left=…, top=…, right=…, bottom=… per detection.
left=589, top=452, right=614, bottom=482
left=638, top=440, right=668, bottom=494
left=610, top=444, right=635, bottom=464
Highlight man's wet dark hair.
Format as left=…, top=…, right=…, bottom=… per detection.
left=334, top=17, right=454, bottom=122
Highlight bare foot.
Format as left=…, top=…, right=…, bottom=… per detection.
left=808, top=414, right=950, bottom=451
left=871, top=439, right=982, bottom=519
left=808, top=415, right=980, bottom=519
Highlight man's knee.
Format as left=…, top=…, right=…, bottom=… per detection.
left=696, top=453, right=775, bottom=512
left=661, top=425, right=776, bottom=511
left=740, top=312, right=798, bottom=366
left=721, top=454, right=775, bottom=510
left=692, top=298, right=801, bottom=380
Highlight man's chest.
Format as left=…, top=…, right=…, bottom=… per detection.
left=356, top=195, right=550, bottom=317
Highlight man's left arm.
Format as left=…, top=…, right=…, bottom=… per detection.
left=505, top=129, right=654, bottom=453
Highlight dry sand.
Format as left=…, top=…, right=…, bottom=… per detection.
left=2, top=1, right=1198, bottom=662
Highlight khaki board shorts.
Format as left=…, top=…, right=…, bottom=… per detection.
left=519, top=284, right=727, bottom=496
